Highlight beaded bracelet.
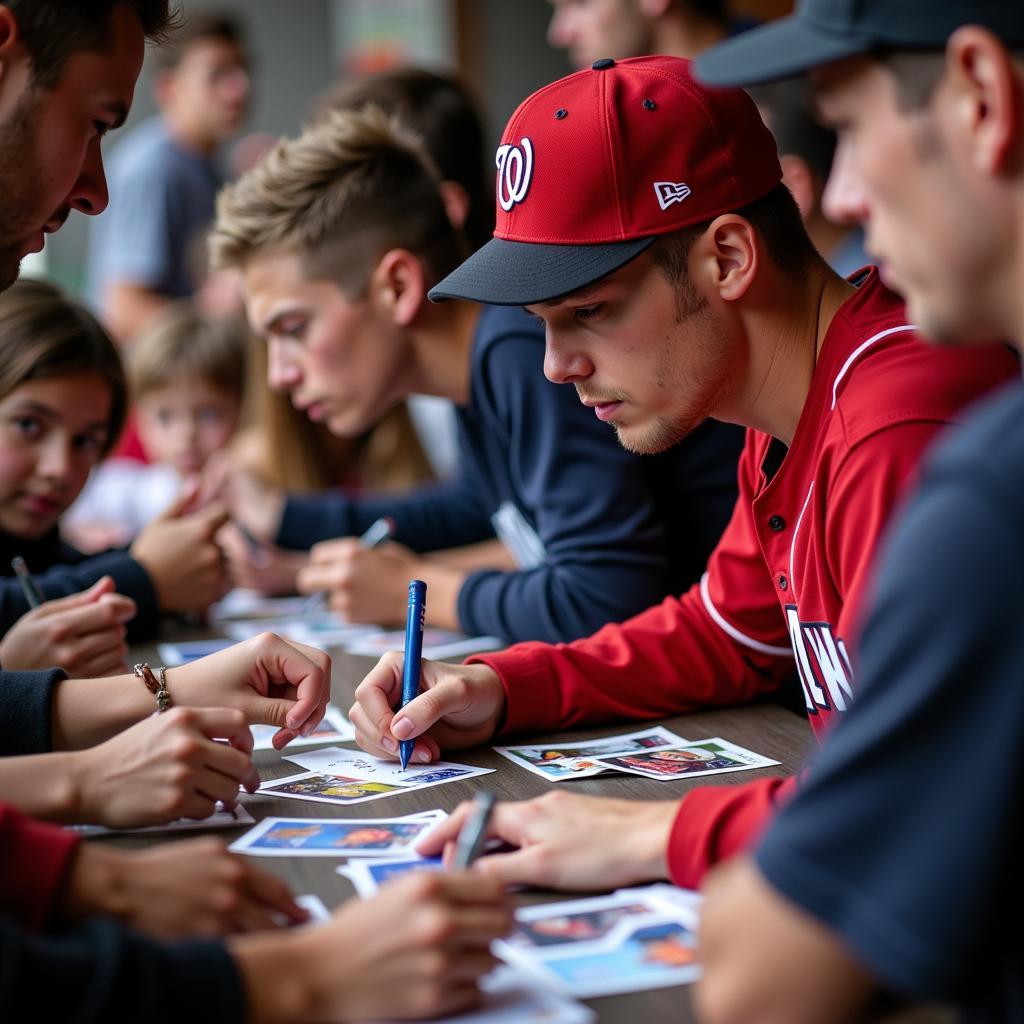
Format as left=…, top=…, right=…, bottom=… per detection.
left=133, top=661, right=172, bottom=713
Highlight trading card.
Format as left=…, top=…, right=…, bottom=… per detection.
left=504, top=895, right=656, bottom=951
left=157, top=638, right=235, bottom=665
left=286, top=746, right=494, bottom=787
left=537, top=919, right=700, bottom=997
left=592, top=738, right=779, bottom=781
left=337, top=855, right=445, bottom=897
left=228, top=812, right=445, bottom=858
left=493, top=726, right=688, bottom=782
left=250, top=704, right=354, bottom=751
left=73, top=804, right=254, bottom=837
left=210, top=589, right=309, bottom=622
left=258, top=771, right=411, bottom=806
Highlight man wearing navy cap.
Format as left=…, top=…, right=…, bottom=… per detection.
left=692, top=4, right=1024, bottom=1022
left=351, top=55, right=1015, bottom=895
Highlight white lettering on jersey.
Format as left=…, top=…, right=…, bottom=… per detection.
left=784, top=605, right=855, bottom=714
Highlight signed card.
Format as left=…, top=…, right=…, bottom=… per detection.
left=345, top=629, right=503, bottom=660
left=285, top=746, right=494, bottom=787
left=157, top=638, right=235, bottom=665
left=73, top=804, right=254, bottom=838
left=592, top=738, right=779, bottom=781
left=337, top=855, right=445, bottom=897
left=493, top=726, right=688, bottom=782
left=228, top=811, right=446, bottom=858
left=258, top=771, right=412, bottom=807
left=250, top=704, right=354, bottom=751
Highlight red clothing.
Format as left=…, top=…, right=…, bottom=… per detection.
left=473, top=270, right=1018, bottom=887
left=0, top=802, right=80, bottom=929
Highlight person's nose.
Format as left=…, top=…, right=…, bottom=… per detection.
left=66, top=138, right=110, bottom=217
left=267, top=339, right=303, bottom=393
left=822, top=140, right=870, bottom=227
left=543, top=329, right=593, bottom=385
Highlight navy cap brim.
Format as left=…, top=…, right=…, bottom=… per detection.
left=695, top=16, right=876, bottom=88
left=429, top=235, right=656, bottom=306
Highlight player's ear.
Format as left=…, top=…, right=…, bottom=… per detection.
left=371, top=248, right=427, bottom=327
left=694, top=215, right=758, bottom=303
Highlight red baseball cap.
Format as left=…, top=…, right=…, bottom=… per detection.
left=430, top=55, right=782, bottom=306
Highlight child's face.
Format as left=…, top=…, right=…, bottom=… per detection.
left=0, top=372, right=113, bottom=538
left=136, top=375, right=240, bottom=476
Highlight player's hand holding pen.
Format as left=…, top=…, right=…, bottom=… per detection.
left=349, top=652, right=507, bottom=763
left=229, top=871, right=512, bottom=1023
left=0, top=574, right=135, bottom=677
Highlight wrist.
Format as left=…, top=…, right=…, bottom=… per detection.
left=230, top=929, right=320, bottom=1024
left=417, top=561, right=466, bottom=631
left=61, top=843, right=130, bottom=923
left=630, top=800, right=677, bottom=882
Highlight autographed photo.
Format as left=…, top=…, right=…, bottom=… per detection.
left=593, top=738, right=779, bottom=781
left=494, top=726, right=688, bottom=782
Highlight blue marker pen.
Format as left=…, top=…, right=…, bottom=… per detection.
left=398, top=579, right=427, bottom=770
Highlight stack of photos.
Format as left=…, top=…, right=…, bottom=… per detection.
left=495, top=887, right=702, bottom=999
left=493, top=726, right=689, bottom=782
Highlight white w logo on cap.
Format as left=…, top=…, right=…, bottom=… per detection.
left=496, top=138, right=534, bottom=212
left=654, top=181, right=692, bottom=211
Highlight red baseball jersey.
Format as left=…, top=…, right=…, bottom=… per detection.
left=473, top=269, right=1018, bottom=887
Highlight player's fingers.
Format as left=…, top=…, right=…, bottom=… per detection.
left=242, top=863, right=306, bottom=923
left=415, top=802, right=479, bottom=857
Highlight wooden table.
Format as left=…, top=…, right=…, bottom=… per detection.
left=112, top=636, right=949, bottom=1024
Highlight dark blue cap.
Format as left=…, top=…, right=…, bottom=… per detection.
left=697, top=0, right=1024, bottom=87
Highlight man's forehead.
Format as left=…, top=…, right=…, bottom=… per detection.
left=56, top=4, right=146, bottom=98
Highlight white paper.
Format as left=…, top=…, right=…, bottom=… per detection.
left=285, top=745, right=494, bottom=787
left=345, top=628, right=503, bottom=660
left=250, top=704, right=354, bottom=751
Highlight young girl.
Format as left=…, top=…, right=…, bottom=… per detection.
left=0, top=280, right=228, bottom=651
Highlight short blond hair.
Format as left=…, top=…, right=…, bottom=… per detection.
left=208, top=107, right=465, bottom=296
left=130, top=303, right=248, bottom=401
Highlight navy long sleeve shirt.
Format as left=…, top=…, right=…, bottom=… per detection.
left=0, top=527, right=159, bottom=641
left=278, top=305, right=743, bottom=644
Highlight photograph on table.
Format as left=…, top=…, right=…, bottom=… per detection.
left=258, top=771, right=410, bottom=806
left=224, top=613, right=378, bottom=646
left=285, top=745, right=494, bottom=787
left=250, top=704, right=354, bottom=751
left=497, top=890, right=701, bottom=999
left=592, top=738, right=779, bottom=781
left=229, top=811, right=446, bottom=857
left=209, top=589, right=309, bottom=622
left=337, top=854, right=445, bottom=898
left=493, top=726, right=689, bottom=782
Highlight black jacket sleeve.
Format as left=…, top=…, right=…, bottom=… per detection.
left=0, top=915, right=246, bottom=1023
left=0, top=668, right=65, bottom=755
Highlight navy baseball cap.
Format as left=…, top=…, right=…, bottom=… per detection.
left=697, top=0, right=1024, bottom=88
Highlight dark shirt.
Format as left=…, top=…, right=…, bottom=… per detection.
left=0, top=916, right=245, bottom=1022
left=756, top=382, right=1024, bottom=1023
left=0, top=527, right=159, bottom=641
left=278, top=305, right=743, bottom=643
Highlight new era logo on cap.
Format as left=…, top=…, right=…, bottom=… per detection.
left=654, top=181, right=692, bottom=211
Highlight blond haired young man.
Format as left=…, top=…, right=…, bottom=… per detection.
left=209, top=107, right=743, bottom=646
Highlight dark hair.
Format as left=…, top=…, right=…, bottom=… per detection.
left=749, top=80, right=836, bottom=183
left=877, top=47, right=1024, bottom=112
left=651, top=183, right=820, bottom=287
left=153, top=10, right=245, bottom=71
left=316, top=68, right=493, bottom=251
left=7, top=0, right=177, bottom=88
left=0, top=279, right=127, bottom=455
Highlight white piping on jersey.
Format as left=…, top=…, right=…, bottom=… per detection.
left=830, top=324, right=917, bottom=410
left=700, top=572, right=794, bottom=657
left=789, top=482, right=815, bottom=600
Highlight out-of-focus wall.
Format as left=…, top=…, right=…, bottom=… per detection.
left=45, top=0, right=337, bottom=296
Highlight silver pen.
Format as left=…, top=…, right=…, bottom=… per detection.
left=451, top=790, right=496, bottom=869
